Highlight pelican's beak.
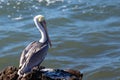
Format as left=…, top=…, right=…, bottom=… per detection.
left=42, top=20, right=52, bottom=47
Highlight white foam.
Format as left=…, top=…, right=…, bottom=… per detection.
left=38, top=0, right=64, bottom=6
left=12, top=16, right=23, bottom=20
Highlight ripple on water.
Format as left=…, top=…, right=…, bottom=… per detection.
left=86, top=67, right=120, bottom=80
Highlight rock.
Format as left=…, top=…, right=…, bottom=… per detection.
left=0, top=66, right=83, bottom=80
left=0, top=66, right=18, bottom=80
left=65, top=69, right=83, bottom=80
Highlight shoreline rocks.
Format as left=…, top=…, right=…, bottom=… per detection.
left=0, top=66, right=83, bottom=80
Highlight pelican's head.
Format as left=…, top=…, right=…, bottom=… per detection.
left=34, top=15, right=45, bottom=24
left=34, top=15, right=52, bottom=47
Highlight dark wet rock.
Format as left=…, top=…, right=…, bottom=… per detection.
left=0, top=66, right=83, bottom=80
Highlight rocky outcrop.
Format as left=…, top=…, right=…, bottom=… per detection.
left=0, top=66, right=83, bottom=80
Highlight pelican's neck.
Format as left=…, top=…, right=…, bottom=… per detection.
left=34, top=20, right=47, bottom=43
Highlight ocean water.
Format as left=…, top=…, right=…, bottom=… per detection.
left=0, top=0, right=120, bottom=80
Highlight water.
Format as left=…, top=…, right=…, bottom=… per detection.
left=0, top=0, right=120, bottom=80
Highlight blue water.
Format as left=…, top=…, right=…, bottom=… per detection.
left=0, top=0, right=120, bottom=80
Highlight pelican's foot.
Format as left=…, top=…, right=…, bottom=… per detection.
left=32, top=66, right=39, bottom=71
left=32, top=66, right=45, bottom=71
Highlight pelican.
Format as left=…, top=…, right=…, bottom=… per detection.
left=17, top=15, right=52, bottom=77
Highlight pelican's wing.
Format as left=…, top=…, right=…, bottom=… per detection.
left=19, top=41, right=49, bottom=74
left=19, top=41, right=37, bottom=68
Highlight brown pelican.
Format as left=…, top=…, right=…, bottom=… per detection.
left=17, top=15, right=52, bottom=77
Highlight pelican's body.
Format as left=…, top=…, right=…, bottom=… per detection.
left=18, top=15, right=52, bottom=77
